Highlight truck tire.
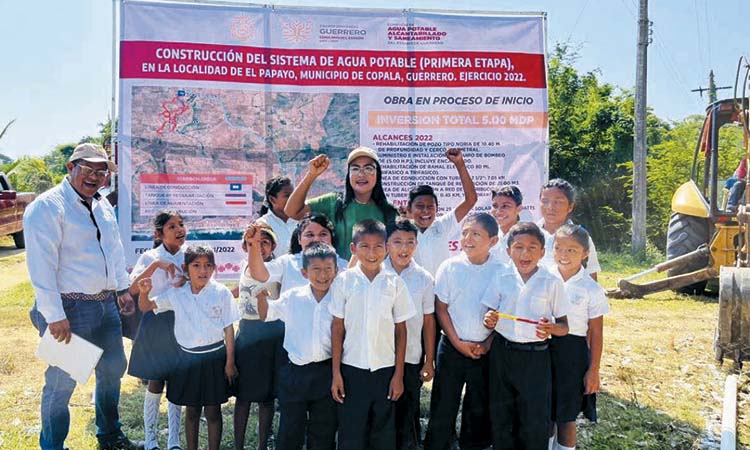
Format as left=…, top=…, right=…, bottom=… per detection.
left=12, top=230, right=25, bottom=249
left=665, top=212, right=709, bottom=294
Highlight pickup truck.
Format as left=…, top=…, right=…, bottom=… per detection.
left=0, top=172, right=36, bottom=248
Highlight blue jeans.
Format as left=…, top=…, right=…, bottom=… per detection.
left=30, top=295, right=128, bottom=450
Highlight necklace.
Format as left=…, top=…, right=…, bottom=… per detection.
left=354, top=198, right=370, bottom=205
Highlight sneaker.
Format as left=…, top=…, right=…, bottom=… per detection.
left=98, top=436, right=145, bottom=450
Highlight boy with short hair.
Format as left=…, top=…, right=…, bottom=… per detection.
left=257, top=242, right=340, bottom=450
left=482, top=222, right=571, bottom=450
left=409, top=148, right=477, bottom=277
left=329, top=219, right=416, bottom=450
left=384, top=218, right=436, bottom=450
left=424, top=213, right=505, bottom=450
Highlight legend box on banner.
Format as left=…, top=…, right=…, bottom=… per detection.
left=139, top=173, right=253, bottom=217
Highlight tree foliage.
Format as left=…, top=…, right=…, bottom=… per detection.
left=6, top=156, right=55, bottom=194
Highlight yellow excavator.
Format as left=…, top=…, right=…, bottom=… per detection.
left=607, top=58, right=750, bottom=370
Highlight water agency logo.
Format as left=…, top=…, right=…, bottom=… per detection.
left=281, top=19, right=313, bottom=44
left=230, top=14, right=256, bottom=42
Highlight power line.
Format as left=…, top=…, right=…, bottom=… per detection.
left=565, top=0, right=591, bottom=44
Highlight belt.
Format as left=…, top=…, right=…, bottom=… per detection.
left=60, top=290, right=115, bottom=302
left=498, top=334, right=549, bottom=352
left=181, top=341, right=225, bottom=354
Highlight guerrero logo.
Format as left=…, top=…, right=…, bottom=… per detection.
left=281, top=19, right=313, bottom=44
left=230, top=14, right=256, bottom=42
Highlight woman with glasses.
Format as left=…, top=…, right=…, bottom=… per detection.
left=285, top=146, right=399, bottom=260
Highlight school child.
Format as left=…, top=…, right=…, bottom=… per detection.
left=233, top=223, right=283, bottom=450
left=256, top=242, right=340, bottom=450
left=409, top=148, right=478, bottom=277
left=538, top=179, right=600, bottom=280
left=489, top=185, right=524, bottom=264
left=257, top=176, right=298, bottom=256
left=384, top=218, right=436, bottom=450
left=548, top=225, right=609, bottom=450
left=247, top=214, right=348, bottom=291
left=137, top=245, right=240, bottom=450
left=329, top=219, right=416, bottom=450
left=481, top=222, right=571, bottom=450
left=127, top=210, right=186, bottom=450
left=423, top=213, right=504, bottom=450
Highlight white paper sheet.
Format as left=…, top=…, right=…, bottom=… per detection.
left=35, top=329, right=103, bottom=384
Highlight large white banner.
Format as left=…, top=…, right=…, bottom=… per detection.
left=118, top=0, right=548, bottom=278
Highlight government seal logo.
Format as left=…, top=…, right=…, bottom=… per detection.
left=230, top=14, right=256, bottom=42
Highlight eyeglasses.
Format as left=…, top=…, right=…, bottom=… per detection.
left=349, top=164, right=377, bottom=176
left=76, top=164, right=110, bottom=178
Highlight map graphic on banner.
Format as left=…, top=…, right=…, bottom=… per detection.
left=118, top=1, right=548, bottom=279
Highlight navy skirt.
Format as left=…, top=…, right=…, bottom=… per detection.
left=550, top=334, right=596, bottom=423
left=127, top=310, right=179, bottom=381
left=233, top=318, right=286, bottom=402
left=167, top=341, right=230, bottom=407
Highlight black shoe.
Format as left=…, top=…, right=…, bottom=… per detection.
left=98, top=436, right=145, bottom=450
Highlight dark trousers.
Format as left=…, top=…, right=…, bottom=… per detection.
left=276, top=359, right=337, bottom=450
left=396, top=363, right=422, bottom=450
left=337, top=364, right=396, bottom=450
left=424, top=336, right=490, bottom=450
left=488, top=333, right=551, bottom=450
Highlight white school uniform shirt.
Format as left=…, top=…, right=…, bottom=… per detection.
left=384, top=258, right=435, bottom=365
left=152, top=280, right=240, bottom=349
left=537, top=219, right=601, bottom=275
left=24, top=177, right=130, bottom=323
left=482, top=265, right=571, bottom=343
left=435, top=253, right=507, bottom=343
left=266, top=252, right=349, bottom=292
left=238, top=260, right=280, bottom=320
left=266, top=284, right=333, bottom=365
left=328, top=264, right=416, bottom=371
left=413, top=208, right=461, bottom=277
left=550, top=267, right=609, bottom=337
left=130, top=244, right=186, bottom=297
left=489, top=231, right=511, bottom=264
left=258, top=211, right=298, bottom=257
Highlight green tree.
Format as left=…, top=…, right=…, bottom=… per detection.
left=547, top=44, right=671, bottom=251
left=7, top=156, right=55, bottom=194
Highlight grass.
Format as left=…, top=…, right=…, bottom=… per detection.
left=1, top=249, right=749, bottom=449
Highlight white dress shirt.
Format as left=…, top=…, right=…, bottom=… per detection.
left=435, top=253, right=507, bottom=343
left=482, top=265, right=570, bottom=343
left=413, top=209, right=461, bottom=277
left=153, top=280, right=240, bottom=349
left=489, top=231, right=510, bottom=264
left=384, top=258, right=435, bottom=365
left=266, top=252, right=348, bottom=292
left=130, top=244, right=186, bottom=297
left=537, top=219, right=601, bottom=275
left=550, top=267, right=609, bottom=337
left=328, top=264, right=416, bottom=371
left=266, top=284, right=333, bottom=365
left=24, top=177, right=130, bottom=323
left=238, top=260, right=280, bottom=320
left=258, top=211, right=298, bottom=257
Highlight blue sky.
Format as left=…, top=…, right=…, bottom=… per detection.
left=0, top=0, right=745, bottom=159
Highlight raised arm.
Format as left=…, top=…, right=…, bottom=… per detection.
left=446, top=148, right=478, bottom=222
left=136, top=278, right=157, bottom=313
left=285, top=154, right=330, bottom=220
left=244, top=224, right=271, bottom=282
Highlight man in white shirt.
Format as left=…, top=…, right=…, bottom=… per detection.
left=25, top=143, right=141, bottom=450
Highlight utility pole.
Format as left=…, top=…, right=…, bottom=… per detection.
left=632, top=0, right=649, bottom=257
left=691, top=70, right=731, bottom=105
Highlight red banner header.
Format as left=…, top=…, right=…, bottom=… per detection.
left=120, top=41, right=546, bottom=88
